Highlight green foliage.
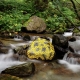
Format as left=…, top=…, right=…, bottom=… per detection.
left=45, top=0, right=80, bottom=32
left=0, top=11, right=31, bottom=31
left=0, top=0, right=34, bottom=31
left=0, top=0, right=80, bottom=32
left=73, top=27, right=80, bottom=33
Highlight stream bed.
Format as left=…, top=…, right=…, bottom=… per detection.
left=0, top=33, right=80, bottom=80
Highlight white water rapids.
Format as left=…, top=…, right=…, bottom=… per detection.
left=0, top=49, right=25, bottom=73
left=1, top=34, right=80, bottom=73
left=59, top=51, right=80, bottom=73
left=59, top=32, right=80, bottom=73
left=0, top=43, right=27, bottom=73
left=0, top=36, right=43, bottom=73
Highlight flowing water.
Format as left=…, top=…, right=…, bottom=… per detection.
left=0, top=43, right=26, bottom=73
left=59, top=56, right=80, bottom=73
left=59, top=32, right=80, bottom=73
left=0, top=35, right=48, bottom=73
left=1, top=33, right=80, bottom=80
left=63, top=32, right=73, bottom=37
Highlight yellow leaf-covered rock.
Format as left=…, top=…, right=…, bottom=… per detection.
left=27, top=38, right=55, bottom=60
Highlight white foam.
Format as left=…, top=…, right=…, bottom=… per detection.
left=69, top=40, right=80, bottom=52
left=14, top=38, right=23, bottom=41
left=59, top=60, right=80, bottom=72
left=59, top=50, right=80, bottom=72
left=0, top=45, right=25, bottom=73
left=63, top=32, right=73, bottom=37
left=10, top=41, right=32, bottom=48
left=0, top=61, right=25, bottom=73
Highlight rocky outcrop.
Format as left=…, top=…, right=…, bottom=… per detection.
left=2, top=62, right=35, bottom=77
left=52, top=34, right=68, bottom=59
left=23, top=16, right=46, bottom=33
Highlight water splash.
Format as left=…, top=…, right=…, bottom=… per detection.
left=10, top=41, right=32, bottom=48
left=59, top=52, right=80, bottom=72
left=63, top=52, right=79, bottom=64
left=63, top=32, right=73, bottom=37
left=0, top=45, right=25, bottom=73
left=14, top=35, right=23, bottom=41
left=69, top=40, right=80, bottom=53
left=59, top=60, right=80, bottom=72
left=0, top=49, right=14, bottom=61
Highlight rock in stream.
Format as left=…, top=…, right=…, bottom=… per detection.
left=1, top=62, right=35, bottom=77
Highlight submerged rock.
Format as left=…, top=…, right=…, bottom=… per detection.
left=2, top=62, right=35, bottom=77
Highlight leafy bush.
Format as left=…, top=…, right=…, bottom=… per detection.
left=0, top=0, right=80, bottom=32
left=0, top=11, right=31, bottom=31
left=0, top=0, right=34, bottom=31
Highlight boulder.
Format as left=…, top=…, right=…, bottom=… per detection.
left=27, top=38, right=55, bottom=60
left=2, top=62, right=35, bottom=77
left=23, top=16, right=46, bottom=33
left=52, top=34, right=68, bottom=59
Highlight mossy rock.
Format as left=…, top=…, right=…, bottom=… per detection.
left=2, top=63, right=35, bottom=77
left=23, top=16, right=46, bottom=33
left=27, top=38, right=55, bottom=60
left=0, top=74, right=23, bottom=80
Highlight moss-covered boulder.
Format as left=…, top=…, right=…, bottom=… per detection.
left=23, top=16, right=46, bottom=33
left=2, top=62, right=35, bottom=77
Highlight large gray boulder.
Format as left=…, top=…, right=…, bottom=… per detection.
left=2, top=62, right=35, bottom=77
left=23, top=16, right=46, bottom=33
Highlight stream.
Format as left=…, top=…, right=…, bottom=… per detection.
left=0, top=49, right=25, bottom=73
left=0, top=33, right=80, bottom=80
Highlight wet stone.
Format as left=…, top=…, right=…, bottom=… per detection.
left=1, top=62, right=35, bottom=77
left=52, top=34, right=68, bottom=59
left=23, top=35, right=31, bottom=41
left=0, top=74, right=23, bottom=80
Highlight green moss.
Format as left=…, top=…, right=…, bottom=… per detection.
left=73, top=28, right=80, bottom=33
left=54, top=27, right=66, bottom=34
left=23, top=19, right=32, bottom=27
